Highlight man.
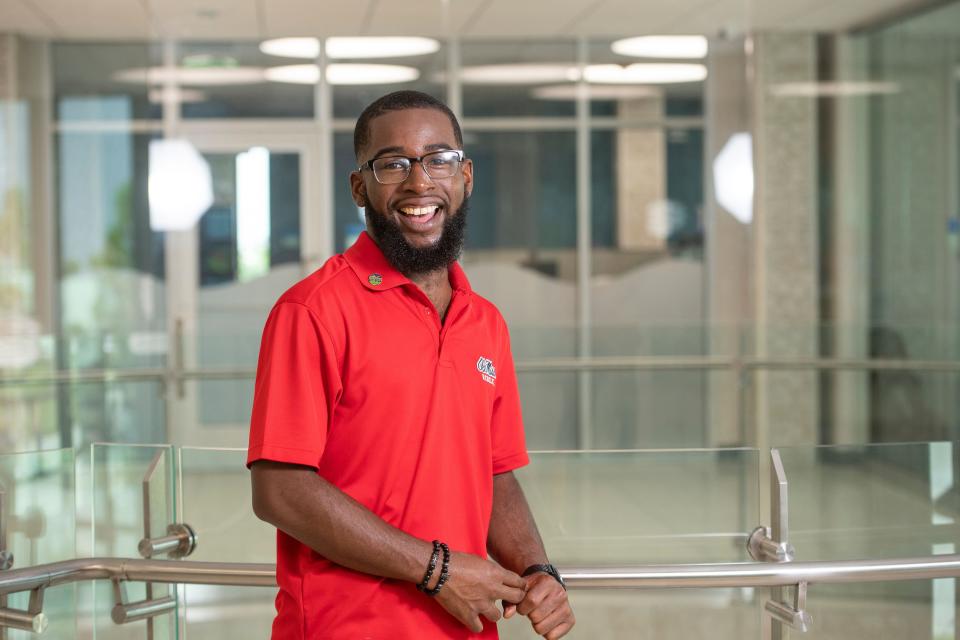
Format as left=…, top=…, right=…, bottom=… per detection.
left=248, top=90, right=574, bottom=639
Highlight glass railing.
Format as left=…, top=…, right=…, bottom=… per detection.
left=0, top=448, right=76, bottom=639
left=775, top=442, right=960, bottom=639
left=5, top=442, right=960, bottom=637
left=177, top=447, right=274, bottom=638
left=87, top=443, right=177, bottom=639
left=500, top=449, right=762, bottom=639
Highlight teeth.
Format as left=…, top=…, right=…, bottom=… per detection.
left=399, top=206, right=438, bottom=217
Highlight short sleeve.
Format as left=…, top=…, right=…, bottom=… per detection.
left=246, top=302, right=342, bottom=469
left=490, top=321, right=530, bottom=474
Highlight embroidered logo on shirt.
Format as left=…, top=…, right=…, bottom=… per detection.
left=476, top=357, right=497, bottom=386
left=368, top=273, right=383, bottom=286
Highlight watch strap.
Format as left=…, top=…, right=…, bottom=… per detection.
left=521, top=563, right=566, bottom=590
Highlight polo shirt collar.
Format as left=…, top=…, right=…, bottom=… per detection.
left=343, top=231, right=473, bottom=294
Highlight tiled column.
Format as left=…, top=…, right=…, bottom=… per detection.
left=751, top=33, right=820, bottom=448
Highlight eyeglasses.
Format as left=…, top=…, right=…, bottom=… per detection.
left=358, top=149, right=465, bottom=185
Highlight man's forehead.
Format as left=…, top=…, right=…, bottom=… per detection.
left=363, top=108, right=457, bottom=155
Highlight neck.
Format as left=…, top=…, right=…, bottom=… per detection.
left=408, top=266, right=453, bottom=321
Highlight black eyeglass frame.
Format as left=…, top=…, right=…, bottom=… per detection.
left=357, top=149, right=466, bottom=185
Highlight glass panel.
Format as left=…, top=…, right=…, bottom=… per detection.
left=778, top=441, right=960, bottom=639
left=0, top=448, right=76, bottom=639
left=89, top=443, right=176, bottom=639
left=178, top=447, right=275, bottom=637
left=500, top=449, right=761, bottom=639
left=180, top=42, right=313, bottom=119
left=331, top=43, right=446, bottom=119
left=53, top=43, right=162, bottom=122
left=194, top=150, right=302, bottom=431
left=461, top=41, right=577, bottom=117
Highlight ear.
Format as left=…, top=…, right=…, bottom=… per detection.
left=349, top=170, right=367, bottom=207
left=461, top=157, right=474, bottom=198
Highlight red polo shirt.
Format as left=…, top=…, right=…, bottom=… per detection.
left=247, top=232, right=529, bottom=639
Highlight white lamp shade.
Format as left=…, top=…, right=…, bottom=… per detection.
left=712, top=132, right=754, bottom=224
left=148, top=139, right=214, bottom=231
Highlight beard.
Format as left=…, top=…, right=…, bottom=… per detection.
left=364, top=197, right=469, bottom=276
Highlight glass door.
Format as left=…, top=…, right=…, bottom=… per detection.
left=164, top=131, right=327, bottom=448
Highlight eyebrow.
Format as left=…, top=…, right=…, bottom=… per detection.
left=370, top=142, right=454, bottom=160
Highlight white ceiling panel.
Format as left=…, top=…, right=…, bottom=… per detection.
left=32, top=0, right=152, bottom=38
left=261, top=0, right=371, bottom=36
left=0, top=0, right=940, bottom=40
left=1, top=1, right=60, bottom=38
left=148, top=0, right=260, bottom=39
left=571, top=0, right=715, bottom=36
left=364, top=0, right=448, bottom=35
left=461, top=0, right=603, bottom=37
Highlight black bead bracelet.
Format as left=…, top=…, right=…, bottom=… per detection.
left=416, top=540, right=442, bottom=593
left=419, top=541, right=451, bottom=597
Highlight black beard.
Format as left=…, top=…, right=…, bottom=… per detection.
left=365, top=198, right=468, bottom=276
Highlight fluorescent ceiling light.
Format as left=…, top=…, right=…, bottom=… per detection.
left=584, top=63, right=707, bottom=84
left=457, top=64, right=580, bottom=85
left=612, top=36, right=708, bottom=59
left=326, top=37, right=440, bottom=59
left=148, top=87, right=207, bottom=104
left=114, top=67, right=264, bottom=85
left=770, top=81, right=900, bottom=97
left=260, top=38, right=320, bottom=59
left=264, top=64, right=420, bottom=85
left=532, top=84, right=661, bottom=101
left=259, top=37, right=440, bottom=60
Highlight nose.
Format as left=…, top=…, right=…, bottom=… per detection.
left=401, top=159, right=434, bottom=191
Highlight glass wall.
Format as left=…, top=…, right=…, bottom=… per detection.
left=0, top=0, right=959, bottom=457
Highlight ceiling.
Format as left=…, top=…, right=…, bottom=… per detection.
left=0, top=0, right=944, bottom=40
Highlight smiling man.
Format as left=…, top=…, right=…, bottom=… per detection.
left=247, top=91, right=575, bottom=639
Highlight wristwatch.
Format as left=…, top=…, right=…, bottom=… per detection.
left=522, top=563, right=566, bottom=590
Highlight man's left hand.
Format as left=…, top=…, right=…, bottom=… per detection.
left=503, top=571, right=575, bottom=639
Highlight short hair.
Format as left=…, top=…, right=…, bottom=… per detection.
left=353, top=90, right=463, bottom=160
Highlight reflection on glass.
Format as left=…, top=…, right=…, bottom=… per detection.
left=179, top=447, right=274, bottom=637
left=461, top=41, right=577, bottom=117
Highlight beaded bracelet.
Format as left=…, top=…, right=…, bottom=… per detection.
left=416, top=540, right=442, bottom=593
left=421, top=541, right=451, bottom=597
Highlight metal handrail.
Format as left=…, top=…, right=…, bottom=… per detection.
left=4, top=554, right=960, bottom=595
left=2, top=355, right=960, bottom=387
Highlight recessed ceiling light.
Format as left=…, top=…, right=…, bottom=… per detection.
left=611, top=36, right=708, bottom=59
left=583, top=63, right=707, bottom=84
left=531, top=84, right=662, bottom=101
left=264, top=64, right=420, bottom=85
left=457, top=64, right=580, bottom=85
left=769, top=81, right=900, bottom=97
left=259, top=37, right=440, bottom=60
left=113, top=67, right=264, bottom=85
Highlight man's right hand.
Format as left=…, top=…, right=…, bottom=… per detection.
left=434, top=551, right=527, bottom=633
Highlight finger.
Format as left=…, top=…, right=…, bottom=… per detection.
left=464, top=615, right=484, bottom=633
left=532, top=603, right=570, bottom=636
left=497, top=584, right=526, bottom=604
left=503, top=602, right=517, bottom=619
left=516, top=581, right=555, bottom=616
left=545, top=620, right=574, bottom=640
left=481, top=605, right=502, bottom=623
left=500, top=569, right=526, bottom=590
left=528, top=593, right=564, bottom=625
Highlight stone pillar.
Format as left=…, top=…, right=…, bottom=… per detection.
left=615, top=96, right=667, bottom=252
left=751, top=32, right=820, bottom=449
